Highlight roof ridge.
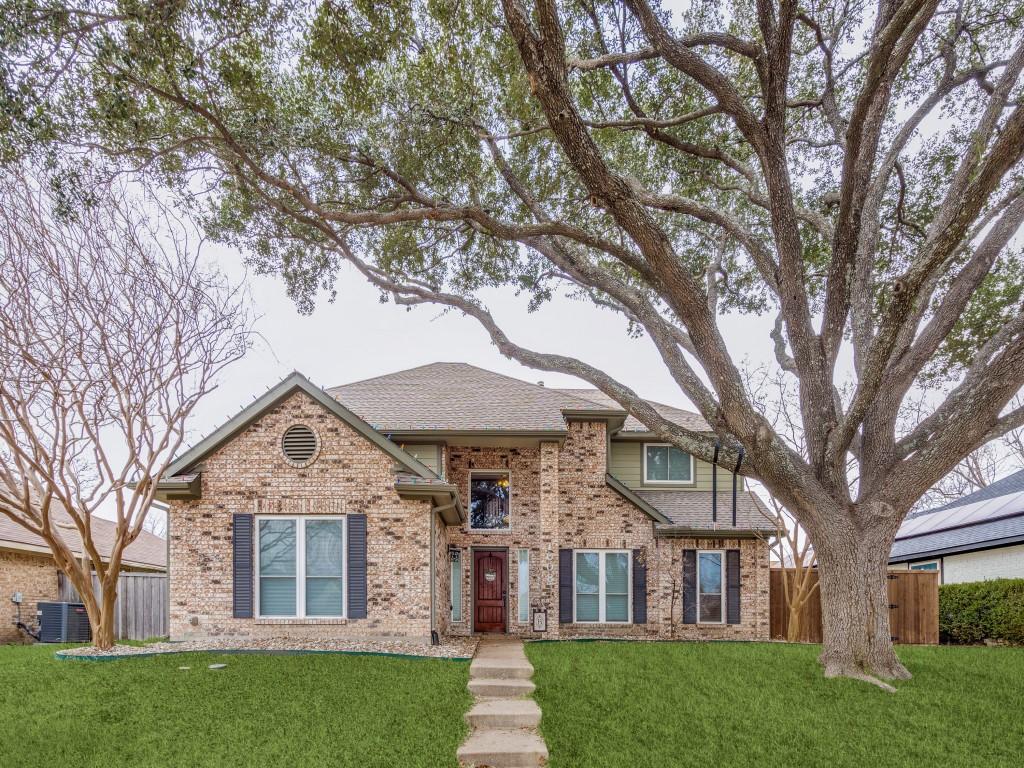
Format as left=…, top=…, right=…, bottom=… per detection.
left=552, top=387, right=701, bottom=417
left=329, top=361, right=606, bottom=410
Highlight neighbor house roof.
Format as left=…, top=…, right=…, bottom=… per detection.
left=326, top=362, right=708, bottom=435
left=905, top=469, right=1024, bottom=519
left=0, top=510, right=166, bottom=571
left=890, top=470, right=1024, bottom=562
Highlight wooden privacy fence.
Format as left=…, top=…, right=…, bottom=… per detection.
left=770, top=569, right=939, bottom=645
left=58, top=572, right=168, bottom=641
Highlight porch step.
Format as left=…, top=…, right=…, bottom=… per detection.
left=468, top=677, right=536, bottom=699
left=470, top=655, right=534, bottom=680
left=465, top=698, right=542, bottom=729
left=457, top=728, right=549, bottom=767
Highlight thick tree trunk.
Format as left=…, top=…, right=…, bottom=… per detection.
left=815, top=512, right=910, bottom=687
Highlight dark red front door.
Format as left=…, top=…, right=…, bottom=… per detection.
left=474, top=549, right=507, bottom=633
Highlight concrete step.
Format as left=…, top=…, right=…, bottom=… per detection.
left=457, top=728, right=548, bottom=767
left=465, top=698, right=542, bottom=729
left=468, top=677, right=536, bottom=699
left=470, top=656, right=534, bottom=680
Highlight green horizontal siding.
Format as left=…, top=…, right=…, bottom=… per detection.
left=609, top=441, right=742, bottom=491
left=402, top=444, right=442, bottom=477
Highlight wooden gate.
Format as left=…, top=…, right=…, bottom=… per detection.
left=58, top=572, right=168, bottom=641
left=769, top=569, right=938, bottom=645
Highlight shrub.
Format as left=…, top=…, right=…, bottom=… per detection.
left=939, top=579, right=1024, bottom=645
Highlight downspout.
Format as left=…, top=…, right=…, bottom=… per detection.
left=712, top=441, right=720, bottom=523
left=732, top=448, right=745, bottom=527
left=429, top=506, right=438, bottom=645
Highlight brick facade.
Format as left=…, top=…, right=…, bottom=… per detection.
left=168, top=391, right=434, bottom=642
left=0, top=549, right=59, bottom=643
left=443, top=421, right=770, bottom=641
left=168, top=394, right=770, bottom=644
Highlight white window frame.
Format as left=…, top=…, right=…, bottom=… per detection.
left=254, top=515, right=347, bottom=619
left=573, top=549, right=632, bottom=624
left=450, top=548, right=463, bottom=622
left=517, top=548, right=530, bottom=623
left=696, top=549, right=725, bottom=624
left=642, top=443, right=696, bottom=485
left=910, top=560, right=940, bottom=573
left=468, top=469, right=512, bottom=532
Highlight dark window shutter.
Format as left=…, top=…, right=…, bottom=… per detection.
left=682, top=549, right=697, bottom=624
left=726, top=549, right=741, bottom=624
left=559, top=549, right=573, bottom=624
left=232, top=513, right=254, bottom=619
left=632, top=549, right=647, bottom=624
left=347, top=514, right=367, bottom=619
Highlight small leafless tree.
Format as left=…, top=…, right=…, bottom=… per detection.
left=0, top=170, right=252, bottom=649
left=761, top=493, right=818, bottom=643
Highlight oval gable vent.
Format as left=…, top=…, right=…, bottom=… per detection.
left=282, top=424, right=318, bottom=466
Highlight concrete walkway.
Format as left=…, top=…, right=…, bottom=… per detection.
left=458, top=638, right=548, bottom=767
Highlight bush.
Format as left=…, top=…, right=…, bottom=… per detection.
left=939, top=579, right=1024, bottom=645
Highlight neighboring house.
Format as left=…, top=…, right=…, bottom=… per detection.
left=890, top=470, right=1024, bottom=584
left=156, top=363, right=774, bottom=643
left=0, top=511, right=166, bottom=642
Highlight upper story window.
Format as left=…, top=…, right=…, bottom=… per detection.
left=469, top=471, right=511, bottom=530
left=644, top=443, right=694, bottom=484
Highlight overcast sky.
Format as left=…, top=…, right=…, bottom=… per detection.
left=182, top=240, right=780, bottom=451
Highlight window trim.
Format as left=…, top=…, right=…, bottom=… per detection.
left=572, top=549, right=632, bottom=624
left=909, top=560, right=940, bottom=573
left=468, top=469, right=513, bottom=532
left=254, top=515, right=347, bottom=620
left=696, top=549, right=725, bottom=625
left=642, top=443, right=696, bottom=486
left=450, top=548, right=463, bottom=622
left=517, top=548, right=530, bottom=623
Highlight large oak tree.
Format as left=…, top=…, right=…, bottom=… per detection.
left=4, top=0, right=1024, bottom=683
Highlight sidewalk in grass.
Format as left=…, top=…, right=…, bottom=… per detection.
left=458, top=638, right=548, bottom=767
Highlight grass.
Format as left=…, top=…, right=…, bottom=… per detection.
left=0, top=644, right=470, bottom=768
left=526, top=641, right=1024, bottom=768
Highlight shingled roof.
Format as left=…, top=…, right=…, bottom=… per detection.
left=327, top=362, right=707, bottom=434
left=329, top=363, right=608, bottom=432
left=0, top=509, right=166, bottom=571
left=640, top=489, right=775, bottom=534
left=554, top=388, right=710, bottom=433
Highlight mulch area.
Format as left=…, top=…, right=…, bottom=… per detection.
left=55, top=636, right=479, bottom=660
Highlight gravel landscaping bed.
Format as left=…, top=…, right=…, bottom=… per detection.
left=56, top=636, right=478, bottom=660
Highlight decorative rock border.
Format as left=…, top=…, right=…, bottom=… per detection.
left=55, top=637, right=478, bottom=662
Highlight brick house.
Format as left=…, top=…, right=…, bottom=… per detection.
left=157, top=363, right=773, bottom=643
left=1, top=513, right=165, bottom=643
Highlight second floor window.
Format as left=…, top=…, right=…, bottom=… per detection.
left=469, top=471, right=511, bottom=530
left=644, top=443, right=694, bottom=484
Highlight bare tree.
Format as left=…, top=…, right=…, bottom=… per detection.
left=913, top=396, right=1024, bottom=511
left=6, top=0, right=1024, bottom=685
left=0, top=170, right=252, bottom=649
left=760, top=492, right=818, bottom=643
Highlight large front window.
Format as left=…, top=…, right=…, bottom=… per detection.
left=470, top=472, right=511, bottom=530
left=258, top=517, right=345, bottom=618
left=644, top=444, right=694, bottom=484
left=575, top=550, right=630, bottom=623
left=697, top=551, right=724, bottom=623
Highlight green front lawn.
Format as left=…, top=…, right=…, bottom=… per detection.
left=526, top=641, right=1024, bottom=768
left=0, top=645, right=470, bottom=768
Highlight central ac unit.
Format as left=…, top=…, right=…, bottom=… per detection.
left=37, top=602, right=92, bottom=643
